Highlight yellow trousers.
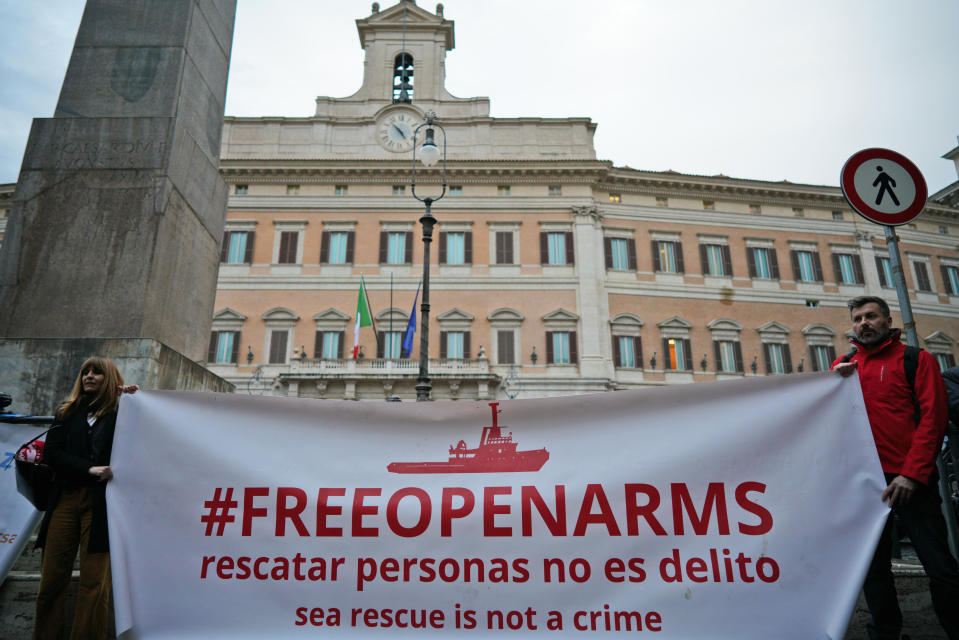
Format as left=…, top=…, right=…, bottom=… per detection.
left=34, top=486, right=111, bottom=640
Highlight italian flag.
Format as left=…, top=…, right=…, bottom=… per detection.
left=353, top=278, right=373, bottom=358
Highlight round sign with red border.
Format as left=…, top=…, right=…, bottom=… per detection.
left=840, top=148, right=927, bottom=226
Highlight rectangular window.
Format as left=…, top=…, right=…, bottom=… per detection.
left=714, top=340, right=742, bottom=373
left=445, top=232, right=466, bottom=264
left=935, top=352, right=956, bottom=370
left=791, top=249, right=822, bottom=282
left=551, top=332, right=571, bottom=364
left=392, top=185, right=406, bottom=195
left=277, top=231, right=299, bottom=264
left=378, top=331, right=403, bottom=358
left=809, top=344, right=836, bottom=372
left=235, top=184, right=248, bottom=195
left=703, top=200, right=715, bottom=211
left=656, top=197, right=668, bottom=207
left=334, top=185, right=348, bottom=196
left=495, top=231, right=514, bottom=265
left=833, top=253, right=863, bottom=285
left=764, top=343, right=786, bottom=374
left=609, top=193, right=621, bottom=204
left=610, top=238, right=629, bottom=270
left=548, top=185, right=562, bottom=196
left=746, top=247, right=779, bottom=280
left=449, top=186, right=463, bottom=196
left=613, top=335, right=644, bottom=369
left=387, top=232, right=407, bottom=264
left=497, top=185, right=511, bottom=196
left=792, top=207, right=804, bottom=217
left=328, top=232, right=348, bottom=264
left=321, top=331, right=341, bottom=359
left=446, top=332, right=465, bottom=359
left=876, top=256, right=893, bottom=287
left=654, top=241, right=684, bottom=273
left=832, top=211, right=843, bottom=220
left=208, top=331, right=239, bottom=364
left=663, top=337, right=691, bottom=371
left=286, top=184, right=300, bottom=196
left=497, top=330, right=515, bottom=364
left=943, top=265, right=959, bottom=295
left=547, top=233, right=567, bottom=265
left=700, top=244, right=731, bottom=277
left=222, top=231, right=253, bottom=264
left=913, top=261, right=932, bottom=291
left=268, top=330, right=288, bottom=364
left=748, top=204, right=761, bottom=214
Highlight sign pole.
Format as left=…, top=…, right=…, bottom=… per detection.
left=883, top=225, right=918, bottom=348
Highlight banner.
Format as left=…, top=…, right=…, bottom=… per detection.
left=0, top=423, right=44, bottom=580
left=109, top=373, right=889, bottom=639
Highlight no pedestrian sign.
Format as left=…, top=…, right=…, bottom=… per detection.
left=840, top=148, right=928, bottom=226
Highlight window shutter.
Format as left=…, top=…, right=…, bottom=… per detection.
left=463, top=332, right=471, bottom=359
left=565, top=232, right=575, bottom=265
left=208, top=333, right=218, bottom=362
left=627, top=239, right=637, bottom=271
left=464, top=232, right=473, bottom=264
left=269, top=331, right=288, bottom=364
left=230, top=332, right=240, bottom=364
left=244, top=232, right=254, bottom=264
left=874, top=256, right=886, bottom=286
left=440, top=332, right=448, bottom=359
left=438, top=232, right=447, bottom=264
left=746, top=248, right=757, bottom=278
left=604, top=237, right=613, bottom=269
left=769, top=248, right=780, bottom=279
left=682, top=339, right=693, bottom=371
left=713, top=341, right=722, bottom=372
left=376, top=332, right=384, bottom=358
left=783, top=344, right=793, bottom=374
left=827, top=345, right=837, bottom=363
left=700, top=244, right=709, bottom=275
left=661, top=337, right=671, bottom=369
left=733, top=342, right=744, bottom=373
left=851, top=254, right=864, bottom=284
left=379, top=232, right=388, bottom=263
left=320, top=232, right=330, bottom=264
left=497, top=331, right=514, bottom=364
left=652, top=241, right=661, bottom=272
left=635, top=336, right=643, bottom=368
left=404, top=232, right=413, bottom=263
left=808, top=346, right=818, bottom=372
left=941, top=265, right=953, bottom=294
left=569, top=332, right=578, bottom=364
left=722, top=245, right=733, bottom=277
left=915, top=262, right=931, bottom=291
left=546, top=332, right=554, bottom=364
left=496, top=231, right=513, bottom=265
left=674, top=242, right=685, bottom=273
left=540, top=233, right=549, bottom=264
left=763, top=343, right=772, bottom=374
left=337, top=331, right=344, bottom=359
left=345, top=231, right=355, bottom=264
left=220, top=236, right=229, bottom=262
left=790, top=250, right=801, bottom=281
left=831, top=253, right=842, bottom=283
left=278, top=232, right=295, bottom=264
left=612, top=334, right=621, bottom=367
left=812, top=252, right=824, bottom=282
left=313, top=329, right=323, bottom=358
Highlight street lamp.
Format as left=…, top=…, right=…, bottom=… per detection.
left=411, top=110, right=447, bottom=401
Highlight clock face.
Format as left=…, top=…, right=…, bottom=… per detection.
left=377, top=111, right=418, bottom=152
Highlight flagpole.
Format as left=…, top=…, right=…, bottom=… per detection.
left=389, top=273, right=393, bottom=357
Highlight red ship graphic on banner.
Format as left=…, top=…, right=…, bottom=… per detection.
left=387, top=402, right=549, bottom=474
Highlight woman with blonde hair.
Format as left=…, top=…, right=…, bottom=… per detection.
left=33, top=357, right=137, bottom=640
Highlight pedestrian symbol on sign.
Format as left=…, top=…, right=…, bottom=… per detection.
left=872, top=166, right=900, bottom=207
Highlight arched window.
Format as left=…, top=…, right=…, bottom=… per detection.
left=393, top=53, right=413, bottom=103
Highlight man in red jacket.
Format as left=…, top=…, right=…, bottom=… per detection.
left=833, top=296, right=959, bottom=640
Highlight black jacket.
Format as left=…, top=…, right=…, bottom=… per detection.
left=37, top=402, right=117, bottom=553
left=945, top=365, right=959, bottom=427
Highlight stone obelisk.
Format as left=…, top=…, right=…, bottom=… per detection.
left=0, top=1, right=238, bottom=413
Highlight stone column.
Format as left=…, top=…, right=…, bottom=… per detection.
left=572, top=205, right=613, bottom=379
left=0, top=1, right=238, bottom=413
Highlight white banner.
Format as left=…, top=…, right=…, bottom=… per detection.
left=0, top=423, right=44, bottom=580
left=109, top=373, right=888, bottom=639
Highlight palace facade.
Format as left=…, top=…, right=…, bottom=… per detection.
left=208, top=1, right=959, bottom=400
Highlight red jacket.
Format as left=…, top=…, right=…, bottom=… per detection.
left=831, top=330, right=948, bottom=484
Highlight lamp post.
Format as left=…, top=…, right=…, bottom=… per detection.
left=411, top=110, right=447, bottom=401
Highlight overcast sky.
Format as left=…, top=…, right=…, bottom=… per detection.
left=2, top=0, right=958, bottom=193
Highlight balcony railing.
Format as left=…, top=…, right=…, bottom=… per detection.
left=285, top=357, right=490, bottom=376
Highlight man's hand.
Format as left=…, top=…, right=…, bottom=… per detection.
left=881, top=474, right=918, bottom=508
left=834, top=361, right=858, bottom=377
left=89, top=465, right=113, bottom=482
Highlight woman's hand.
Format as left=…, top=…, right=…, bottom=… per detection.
left=89, top=466, right=113, bottom=482
left=119, top=385, right=140, bottom=394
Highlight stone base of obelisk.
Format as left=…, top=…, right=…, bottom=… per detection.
left=0, top=337, right=233, bottom=416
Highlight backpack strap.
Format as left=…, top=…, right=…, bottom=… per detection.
left=903, top=345, right=919, bottom=390
left=840, top=347, right=857, bottom=363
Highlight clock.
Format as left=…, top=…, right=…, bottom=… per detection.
left=376, top=111, right=419, bottom=153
